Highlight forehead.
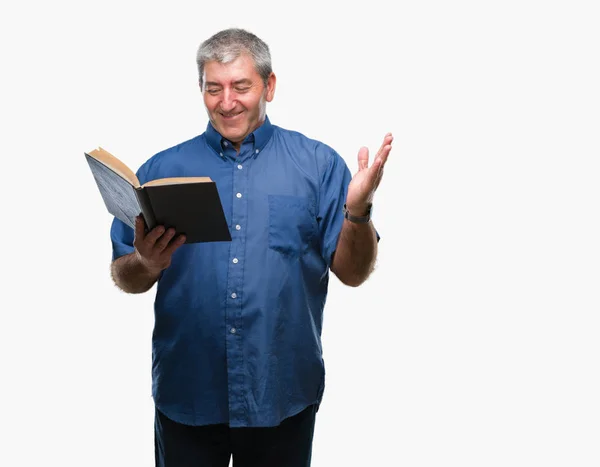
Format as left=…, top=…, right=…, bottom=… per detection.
left=203, top=54, right=260, bottom=84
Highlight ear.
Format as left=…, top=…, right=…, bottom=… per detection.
left=265, top=72, right=276, bottom=102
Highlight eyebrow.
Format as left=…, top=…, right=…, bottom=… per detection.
left=204, top=79, right=253, bottom=87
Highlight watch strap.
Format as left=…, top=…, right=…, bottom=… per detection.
left=343, top=204, right=372, bottom=223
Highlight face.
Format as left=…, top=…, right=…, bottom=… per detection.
left=202, top=54, right=276, bottom=149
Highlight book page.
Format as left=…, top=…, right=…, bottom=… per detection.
left=143, top=177, right=212, bottom=187
left=87, top=147, right=140, bottom=187
left=85, top=154, right=142, bottom=229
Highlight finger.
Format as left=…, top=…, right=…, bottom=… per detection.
left=380, top=143, right=392, bottom=165
left=375, top=146, right=392, bottom=182
left=357, top=146, right=369, bottom=171
left=145, top=224, right=166, bottom=246
left=155, top=227, right=177, bottom=252
left=363, top=161, right=382, bottom=190
left=375, top=163, right=386, bottom=185
left=374, top=143, right=392, bottom=171
left=369, top=145, right=391, bottom=186
left=374, top=132, right=393, bottom=158
left=163, top=234, right=187, bottom=257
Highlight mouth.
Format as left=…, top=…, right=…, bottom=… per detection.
left=220, top=111, right=244, bottom=121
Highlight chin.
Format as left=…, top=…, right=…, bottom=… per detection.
left=223, top=128, right=245, bottom=141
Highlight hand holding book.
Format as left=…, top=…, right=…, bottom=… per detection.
left=133, top=215, right=186, bottom=274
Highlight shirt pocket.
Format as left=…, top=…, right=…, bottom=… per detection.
left=268, top=194, right=317, bottom=257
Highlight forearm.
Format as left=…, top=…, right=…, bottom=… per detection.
left=110, top=252, right=161, bottom=294
left=331, top=219, right=378, bottom=287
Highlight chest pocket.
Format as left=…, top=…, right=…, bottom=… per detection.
left=268, top=195, right=317, bottom=257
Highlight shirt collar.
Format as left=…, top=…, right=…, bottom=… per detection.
left=205, top=115, right=274, bottom=157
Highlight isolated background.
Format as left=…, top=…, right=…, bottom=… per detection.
left=2, top=1, right=599, bottom=466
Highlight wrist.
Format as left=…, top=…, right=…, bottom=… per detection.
left=343, top=203, right=372, bottom=224
left=135, top=251, right=163, bottom=277
left=344, top=202, right=371, bottom=217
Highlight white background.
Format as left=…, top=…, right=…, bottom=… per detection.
left=2, top=0, right=599, bottom=466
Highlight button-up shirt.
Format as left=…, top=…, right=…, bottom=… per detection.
left=110, top=116, right=351, bottom=427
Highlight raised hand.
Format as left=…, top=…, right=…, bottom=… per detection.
left=345, top=133, right=393, bottom=215
left=133, top=215, right=186, bottom=275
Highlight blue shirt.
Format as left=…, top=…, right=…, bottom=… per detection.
left=110, top=116, right=352, bottom=427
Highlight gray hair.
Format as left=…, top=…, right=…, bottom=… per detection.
left=196, top=28, right=272, bottom=89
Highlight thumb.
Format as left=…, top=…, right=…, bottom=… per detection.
left=134, top=214, right=146, bottom=239
left=357, top=146, right=369, bottom=171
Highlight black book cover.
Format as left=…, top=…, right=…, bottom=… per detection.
left=143, top=182, right=231, bottom=243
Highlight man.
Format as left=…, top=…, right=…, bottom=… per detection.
left=110, top=28, right=392, bottom=467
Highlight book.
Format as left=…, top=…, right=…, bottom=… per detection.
left=85, top=147, right=232, bottom=244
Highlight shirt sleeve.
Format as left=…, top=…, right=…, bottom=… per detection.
left=318, top=149, right=352, bottom=267
left=110, top=217, right=135, bottom=261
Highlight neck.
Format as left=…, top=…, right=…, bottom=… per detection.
left=230, top=116, right=266, bottom=152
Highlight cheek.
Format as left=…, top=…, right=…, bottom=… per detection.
left=239, top=95, right=262, bottom=113
left=203, top=96, right=217, bottom=112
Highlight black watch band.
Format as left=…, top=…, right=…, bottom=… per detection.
left=343, top=204, right=372, bottom=224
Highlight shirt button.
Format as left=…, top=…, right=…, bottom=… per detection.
left=230, top=327, right=237, bottom=334
left=224, top=141, right=228, bottom=147
left=219, top=152, right=224, bottom=157
left=237, top=164, right=243, bottom=170
left=255, top=149, right=259, bottom=154
left=232, top=258, right=238, bottom=264
left=236, top=193, right=242, bottom=198
left=231, top=292, right=237, bottom=299
left=235, top=224, right=241, bottom=230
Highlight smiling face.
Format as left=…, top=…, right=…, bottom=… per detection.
left=202, top=54, right=276, bottom=150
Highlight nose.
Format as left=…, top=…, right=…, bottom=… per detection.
left=220, top=89, right=236, bottom=113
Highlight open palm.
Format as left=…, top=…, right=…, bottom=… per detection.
left=345, top=133, right=393, bottom=214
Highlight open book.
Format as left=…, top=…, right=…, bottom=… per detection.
left=85, top=147, right=231, bottom=244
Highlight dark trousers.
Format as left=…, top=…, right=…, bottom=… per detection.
left=155, top=405, right=317, bottom=467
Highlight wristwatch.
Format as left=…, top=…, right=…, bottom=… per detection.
left=343, top=204, right=372, bottom=224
